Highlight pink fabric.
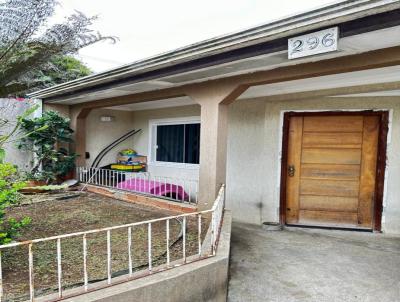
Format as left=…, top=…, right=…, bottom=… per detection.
left=117, top=179, right=189, bottom=201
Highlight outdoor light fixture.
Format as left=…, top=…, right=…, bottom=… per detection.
left=100, top=115, right=115, bottom=122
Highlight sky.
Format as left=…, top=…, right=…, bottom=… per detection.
left=55, top=0, right=337, bottom=72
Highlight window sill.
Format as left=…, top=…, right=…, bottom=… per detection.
left=148, top=162, right=200, bottom=170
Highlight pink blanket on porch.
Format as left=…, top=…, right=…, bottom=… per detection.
left=117, top=179, right=189, bottom=201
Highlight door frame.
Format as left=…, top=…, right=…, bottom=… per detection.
left=279, top=110, right=389, bottom=231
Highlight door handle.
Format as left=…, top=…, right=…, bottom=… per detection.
left=288, top=165, right=295, bottom=177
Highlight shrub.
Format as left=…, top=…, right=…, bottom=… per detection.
left=0, top=163, right=30, bottom=244
left=18, top=111, right=77, bottom=183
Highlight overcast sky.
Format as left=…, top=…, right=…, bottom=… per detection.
left=56, top=0, right=336, bottom=72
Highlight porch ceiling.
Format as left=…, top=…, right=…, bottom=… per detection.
left=104, top=96, right=195, bottom=111
left=332, top=89, right=400, bottom=97
left=238, top=65, right=400, bottom=100
left=43, top=25, right=400, bottom=105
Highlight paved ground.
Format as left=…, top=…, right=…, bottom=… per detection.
left=228, top=223, right=400, bottom=302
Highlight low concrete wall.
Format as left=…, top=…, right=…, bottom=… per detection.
left=63, top=211, right=232, bottom=302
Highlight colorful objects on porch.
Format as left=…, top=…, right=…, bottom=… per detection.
left=117, top=155, right=147, bottom=165
left=110, top=164, right=146, bottom=172
left=116, top=149, right=147, bottom=171
left=119, top=149, right=137, bottom=156
left=117, top=178, right=189, bottom=201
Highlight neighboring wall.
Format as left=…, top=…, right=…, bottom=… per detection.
left=85, top=105, right=201, bottom=181
left=0, top=98, right=41, bottom=170
left=226, top=96, right=400, bottom=234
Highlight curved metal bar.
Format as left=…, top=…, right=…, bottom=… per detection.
left=91, top=129, right=142, bottom=168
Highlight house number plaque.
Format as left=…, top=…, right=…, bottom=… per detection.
left=288, top=27, right=339, bottom=59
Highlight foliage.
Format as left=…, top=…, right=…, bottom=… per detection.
left=0, top=102, right=52, bottom=245
left=32, top=55, right=92, bottom=91
left=22, top=170, right=54, bottom=182
left=0, top=162, right=30, bottom=245
left=18, top=110, right=76, bottom=183
left=0, top=0, right=116, bottom=97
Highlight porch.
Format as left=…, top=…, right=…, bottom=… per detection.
left=75, top=103, right=202, bottom=205
left=228, top=223, right=400, bottom=302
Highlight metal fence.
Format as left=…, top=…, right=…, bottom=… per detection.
left=0, top=185, right=225, bottom=301
left=76, top=167, right=199, bottom=204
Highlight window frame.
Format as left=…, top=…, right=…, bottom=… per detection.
left=148, top=116, right=200, bottom=169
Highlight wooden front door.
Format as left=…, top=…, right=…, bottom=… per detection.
left=285, top=114, right=380, bottom=229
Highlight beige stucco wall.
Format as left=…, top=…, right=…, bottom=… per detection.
left=86, top=109, right=135, bottom=167
left=226, top=96, right=400, bottom=234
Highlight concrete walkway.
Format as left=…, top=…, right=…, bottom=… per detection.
left=228, top=223, right=400, bottom=302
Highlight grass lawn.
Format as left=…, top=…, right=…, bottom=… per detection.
left=3, top=192, right=207, bottom=301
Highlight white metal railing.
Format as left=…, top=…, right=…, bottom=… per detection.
left=0, top=185, right=225, bottom=301
left=76, top=167, right=199, bottom=204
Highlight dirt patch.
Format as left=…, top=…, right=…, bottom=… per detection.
left=3, top=192, right=208, bottom=301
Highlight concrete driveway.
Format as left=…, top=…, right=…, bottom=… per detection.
left=228, top=223, right=400, bottom=302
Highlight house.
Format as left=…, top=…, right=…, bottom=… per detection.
left=29, top=0, right=400, bottom=234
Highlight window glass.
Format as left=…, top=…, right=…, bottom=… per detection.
left=185, top=123, right=200, bottom=164
left=156, top=124, right=184, bottom=163
left=155, top=122, right=200, bottom=164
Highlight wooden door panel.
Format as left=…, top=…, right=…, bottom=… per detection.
left=300, top=195, right=359, bottom=212
left=302, top=132, right=362, bottom=148
left=301, top=148, right=361, bottom=165
left=285, top=114, right=380, bottom=229
left=299, top=210, right=358, bottom=225
left=358, top=116, right=379, bottom=227
left=300, top=179, right=359, bottom=197
left=303, top=116, right=364, bottom=132
left=285, top=117, right=303, bottom=224
left=301, top=164, right=360, bottom=180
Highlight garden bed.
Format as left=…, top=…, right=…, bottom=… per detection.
left=3, top=192, right=208, bottom=301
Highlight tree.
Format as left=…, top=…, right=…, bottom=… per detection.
left=0, top=0, right=116, bottom=97
left=31, top=55, right=92, bottom=91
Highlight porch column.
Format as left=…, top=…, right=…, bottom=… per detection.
left=70, top=106, right=92, bottom=167
left=186, top=83, right=246, bottom=209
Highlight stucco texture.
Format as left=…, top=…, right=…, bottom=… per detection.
left=86, top=108, right=134, bottom=167
left=226, top=96, right=400, bottom=234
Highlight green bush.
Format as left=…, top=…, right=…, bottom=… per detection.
left=0, top=105, right=46, bottom=245
left=0, top=163, right=30, bottom=244
left=18, top=111, right=77, bottom=183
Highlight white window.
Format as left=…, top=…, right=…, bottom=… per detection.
left=149, top=117, right=200, bottom=167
